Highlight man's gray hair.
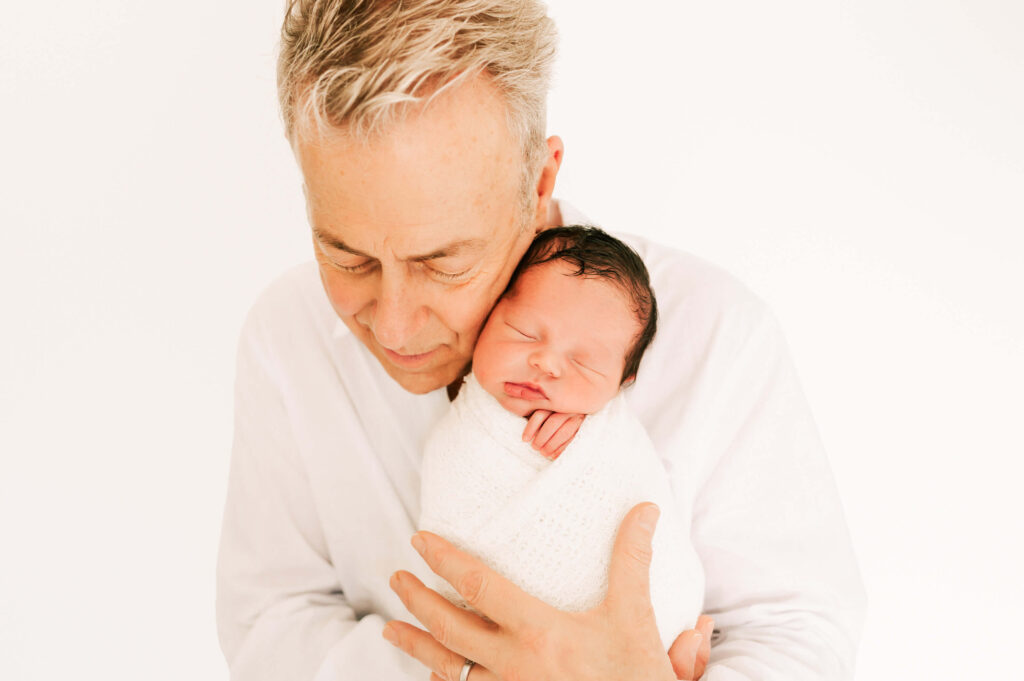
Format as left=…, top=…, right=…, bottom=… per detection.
left=277, top=0, right=557, bottom=200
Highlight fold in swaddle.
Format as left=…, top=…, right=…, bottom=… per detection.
left=419, top=373, right=704, bottom=650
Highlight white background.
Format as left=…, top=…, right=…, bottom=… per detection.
left=1, top=1, right=1021, bottom=679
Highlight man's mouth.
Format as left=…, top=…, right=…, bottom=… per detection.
left=503, top=381, right=548, bottom=400
left=383, top=346, right=437, bottom=368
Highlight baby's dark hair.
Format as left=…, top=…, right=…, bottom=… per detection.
left=504, top=225, right=658, bottom=385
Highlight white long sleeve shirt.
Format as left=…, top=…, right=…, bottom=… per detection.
left=216, top=201, right=867, bottom=680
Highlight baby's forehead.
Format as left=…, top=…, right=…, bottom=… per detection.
left=504, top=263, right=640, bottom=342
left=509, top=261, right=632, bottom=305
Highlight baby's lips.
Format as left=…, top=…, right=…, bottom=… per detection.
left=503, top=381, right=547, bottom=400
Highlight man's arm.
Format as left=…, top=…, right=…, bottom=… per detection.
left=216, top=308, right=426, bottom=680
left=679, top=300, right=867, bottom=680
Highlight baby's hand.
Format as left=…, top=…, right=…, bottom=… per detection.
left=522, top=410, right=585, bottom=460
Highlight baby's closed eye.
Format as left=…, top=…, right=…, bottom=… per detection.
left=506, top=322, right=535, bottom=340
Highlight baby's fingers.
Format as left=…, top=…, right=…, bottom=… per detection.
left=522, top=410, right=552, bottom=442
left=549, top=439, right=570, bottom=460
left=532, top=412, right=571, bottom=452
left=540, top=415, right=584, bottom=459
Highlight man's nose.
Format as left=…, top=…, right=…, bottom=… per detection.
left=528, top=347, right=562, bottom=378
left=370, top=270, right=427, bottom=351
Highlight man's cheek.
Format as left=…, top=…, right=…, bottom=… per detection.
left=444, top=300, right=491, bottom=343
left=322, top=275, right=370, bottom=318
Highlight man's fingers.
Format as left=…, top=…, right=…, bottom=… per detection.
left=667, top=629, right=701, bottom=680
left=384, top=620, right=468, bottom=681
left=603, top=503, right=658, bottom=621
left=411, top=531, right=544, bottom=634
left=389, top=571, right=496, bottom=660
left=383, top=620, right=498, bottom=681
left=522, top=410, right=551, bottom=442
left=430, top=665, right=497, bottom=681
left=695, top=616, right=714, bottom=675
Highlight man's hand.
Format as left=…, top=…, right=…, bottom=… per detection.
left=668, top=615, right=714, bottom=680
left=384, top=503, right=678, bottom=681
left=521, top=410, right=585, bottom=460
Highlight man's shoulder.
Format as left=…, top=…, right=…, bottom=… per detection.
left=556, top=198, right=765, bottom=320
left=617, top=232, right=771, bottom=323
left=618, top=234, right=787, bottom=399
left=238, top=260, right=334, bottom=347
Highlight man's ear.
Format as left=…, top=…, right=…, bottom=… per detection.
left=531, top=135, right=564, bottom=232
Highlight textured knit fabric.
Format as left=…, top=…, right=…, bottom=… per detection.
left=419, top=373, right=704, bottom=650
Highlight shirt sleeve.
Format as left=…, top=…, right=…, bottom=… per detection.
left=682, top=299, right=867, bottom=680
left=215, top=307, right=427, bottom=681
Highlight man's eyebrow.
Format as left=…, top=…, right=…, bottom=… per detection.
left=408, top=239, right=487, bottom=262
left=312, top=228, right=371, bottom=258
left=312, top=228, right=486, bottom=261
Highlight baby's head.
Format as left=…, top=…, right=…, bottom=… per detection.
left=473, top=226, right=658, bottom=417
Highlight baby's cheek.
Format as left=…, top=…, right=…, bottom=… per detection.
left=471, top=340, right=506, bottom=397
left=566, top=377, right=619, bottom=415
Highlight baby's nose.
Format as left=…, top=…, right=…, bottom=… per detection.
left=529, top=349, right=561, bottom=378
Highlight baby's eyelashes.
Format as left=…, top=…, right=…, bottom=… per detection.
left=506, top=322, right=535, bottom=340
left=571, top=358, right=602, bottom=376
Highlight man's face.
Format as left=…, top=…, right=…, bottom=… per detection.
left=472, top=261, right=639, bottom=417
left=294, top=77, right=557, bottom=394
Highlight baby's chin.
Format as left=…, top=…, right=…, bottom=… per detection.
left=493, top=392, right=547, bottom=418
left=487, top=388, right=590, bottom=419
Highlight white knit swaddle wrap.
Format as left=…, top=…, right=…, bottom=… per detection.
left=419, top=374, right=704, bottom=650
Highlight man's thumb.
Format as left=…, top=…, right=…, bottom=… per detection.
left=605, top=502, right=659, bottom=617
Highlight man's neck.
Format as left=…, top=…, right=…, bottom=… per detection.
left=446, top=364, right=472, bottom=401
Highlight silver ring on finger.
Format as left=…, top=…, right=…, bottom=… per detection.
left=459, top=659, right=475, bottom=681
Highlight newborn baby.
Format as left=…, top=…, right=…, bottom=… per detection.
left=419, top=226, right=704, bottom=651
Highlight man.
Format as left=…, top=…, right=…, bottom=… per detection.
left=216, top=1, right=866, bottom=679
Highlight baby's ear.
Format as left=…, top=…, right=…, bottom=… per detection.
left=621, top=374, right=636, bottom=388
